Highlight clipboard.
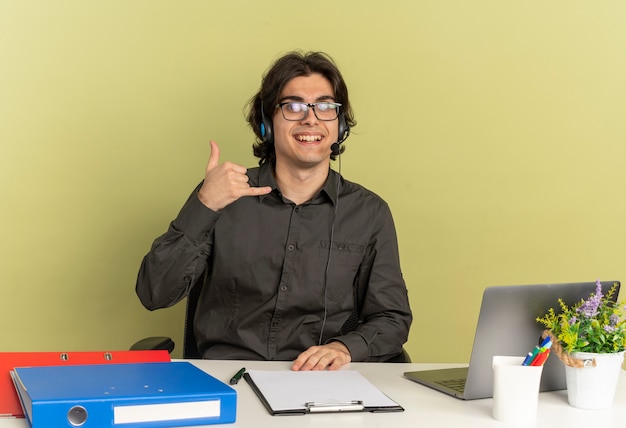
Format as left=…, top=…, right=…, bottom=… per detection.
left=243, top=369, right=403, bottom=415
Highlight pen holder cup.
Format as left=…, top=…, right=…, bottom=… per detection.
left=492, top=356, right=543, bottom=423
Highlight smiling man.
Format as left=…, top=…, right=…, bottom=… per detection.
left=136, top=51, right=412, bottom=370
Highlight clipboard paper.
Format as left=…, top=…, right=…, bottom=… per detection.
left=244, top=369, right=403, bottom=415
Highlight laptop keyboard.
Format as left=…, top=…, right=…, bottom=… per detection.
left=435, top=378, right=466, bottom=393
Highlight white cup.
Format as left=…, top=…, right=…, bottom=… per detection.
left=492, top=356, right=543, bottom=423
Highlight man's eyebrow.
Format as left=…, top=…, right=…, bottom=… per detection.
left=278, top=95, right=336, bottom=103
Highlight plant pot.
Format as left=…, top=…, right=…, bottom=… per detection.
left=564, top=351, right=624, bottom=410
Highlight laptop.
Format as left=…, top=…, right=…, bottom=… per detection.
left=403, top=280, right=621, bottom=400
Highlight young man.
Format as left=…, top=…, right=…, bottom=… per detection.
left=136, top=51, right=412, bottom=370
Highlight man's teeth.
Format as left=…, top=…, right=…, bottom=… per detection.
left=296, top=135, right=322, bottom=142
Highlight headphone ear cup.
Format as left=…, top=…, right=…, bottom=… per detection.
left=260, top=121, right=273, bottom=144
left=260, top=105, right=273, bottom=144
left=337, top=114, right=350, bottom=143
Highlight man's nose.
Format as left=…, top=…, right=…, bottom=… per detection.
left=302, top=106, right=318, bottom=123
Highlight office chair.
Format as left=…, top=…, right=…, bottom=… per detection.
left=131, top=275, right=203, bottom=359
left=131, top=277, right=410, bottom=363
left=387, top=347, right=412, bottom=363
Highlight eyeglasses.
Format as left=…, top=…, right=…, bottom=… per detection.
left=275, top=102, right=342, bottom=121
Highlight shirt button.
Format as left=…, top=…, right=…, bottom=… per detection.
left=288, top=244, right=295, bottom=251
left=280, top=285, right=288, bottom=292
left=294, top=207, right=300, bottom=213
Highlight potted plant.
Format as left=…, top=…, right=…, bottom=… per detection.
left=536, top=280, right=626, bottom=409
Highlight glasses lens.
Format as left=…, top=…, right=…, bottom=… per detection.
left=282, top=102, right=305, bottom=120
left=314, top=102, right=340, bottom=120
left=279, top=102, right=341, bottom=121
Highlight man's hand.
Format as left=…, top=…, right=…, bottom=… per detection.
left=197, top=140, right=272, bottom=211
left=291, top=342, right=352, bottom=371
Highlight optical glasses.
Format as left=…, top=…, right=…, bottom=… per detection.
left=276, top=102, right=342, bottom=121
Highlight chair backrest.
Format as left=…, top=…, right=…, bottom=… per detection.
left=182, top=276, right=204, bottom=359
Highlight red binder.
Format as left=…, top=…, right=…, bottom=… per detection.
left=0, top=350, right=171, bottom=418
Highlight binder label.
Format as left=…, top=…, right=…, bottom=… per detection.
left=114, top=400, right=221, bottom=424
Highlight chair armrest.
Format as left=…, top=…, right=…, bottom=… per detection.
left=386, top=347, right=411, bottom=363
left=130, top=336, right=175, bottom=354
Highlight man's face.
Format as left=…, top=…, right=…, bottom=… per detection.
left=272, top=73, right=339, bottom=170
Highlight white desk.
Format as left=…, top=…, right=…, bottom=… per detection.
left=2, top=360, right=624, bottom=427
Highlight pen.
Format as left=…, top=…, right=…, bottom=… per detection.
left=531, top=349, right=550, bottom=366
left=522, top=339, right=552, bottom=366
left=522, top=351, right=535, bottom=366
left=539, top=335, right=551, bottom=348
left=522, top=347, right=541, bottom=366
left=229, top=367, right=246, bottom=385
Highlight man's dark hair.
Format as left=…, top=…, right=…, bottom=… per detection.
left=247, top=51, right=356, bottom=165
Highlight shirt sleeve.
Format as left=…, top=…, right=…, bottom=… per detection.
left=329, top=202, right=413, bottom=361
left=135, top=183, right=219, bottom=310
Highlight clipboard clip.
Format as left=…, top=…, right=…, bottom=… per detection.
left=304, top=400, right=364, bottom=413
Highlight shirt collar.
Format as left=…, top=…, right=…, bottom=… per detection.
left=257, top=162, right=339, bottom=206
left=321, top=168, right=340, bottom=206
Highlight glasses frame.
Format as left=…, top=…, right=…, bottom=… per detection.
left=275, top=101, right=342, bottom=122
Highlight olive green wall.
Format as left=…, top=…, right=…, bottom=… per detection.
left=2, top=1, right=625, bottom=362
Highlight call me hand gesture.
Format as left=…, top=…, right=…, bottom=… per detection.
left=197, top=141, right=272, bottom=211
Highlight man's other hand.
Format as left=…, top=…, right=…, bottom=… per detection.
left=291, top=342, right=352, bottom=371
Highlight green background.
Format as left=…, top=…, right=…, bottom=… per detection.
left=2, top=1, right=625, bottom=362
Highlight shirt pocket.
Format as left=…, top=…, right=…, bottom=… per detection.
left=318, top=241, right=365, bottom=306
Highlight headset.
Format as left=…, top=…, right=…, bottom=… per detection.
left=260, top=103, right=350, bottom=152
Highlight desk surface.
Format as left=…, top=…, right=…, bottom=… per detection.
left=2, top=360, right=624, bottom=427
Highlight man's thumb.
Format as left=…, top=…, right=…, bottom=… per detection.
left=206, top=140, right=220, bottom=171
